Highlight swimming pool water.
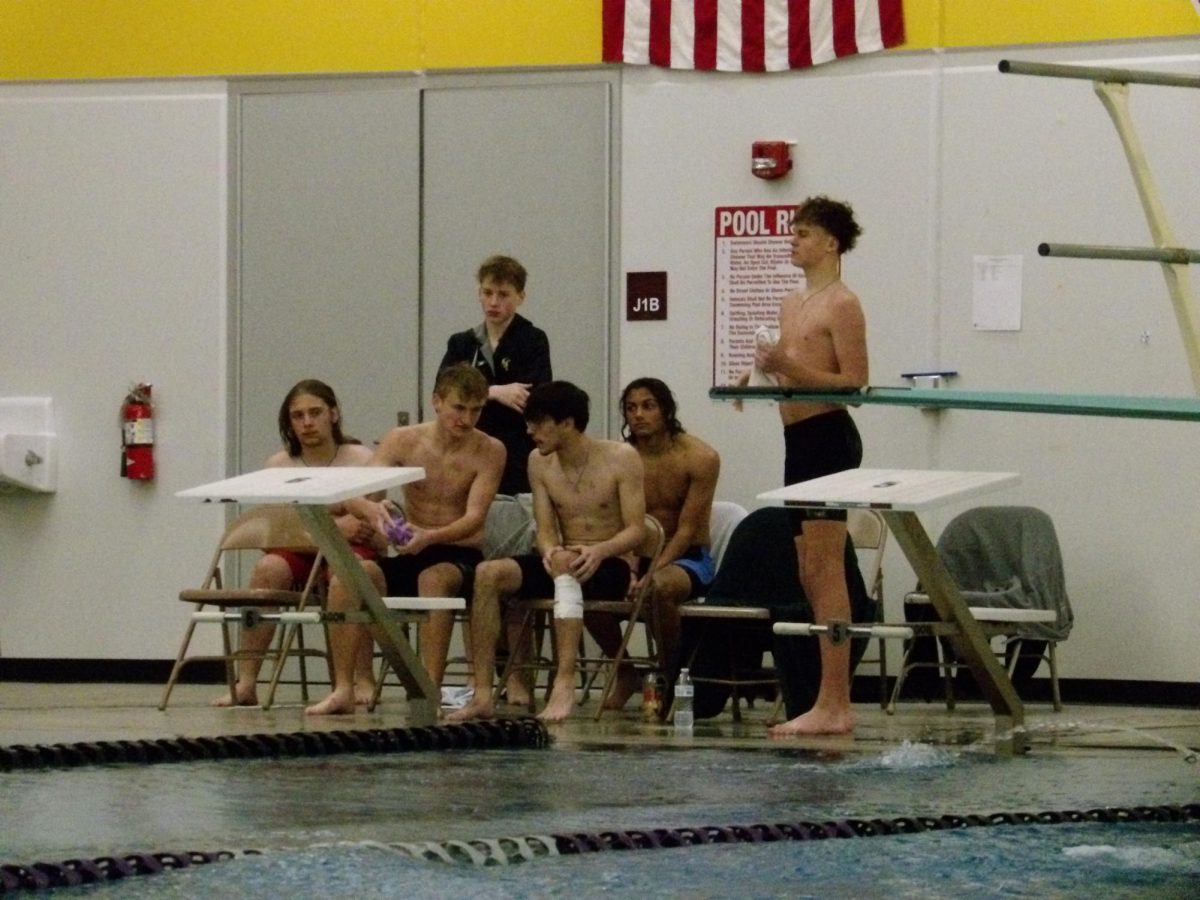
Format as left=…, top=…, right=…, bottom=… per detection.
left=58, top=821, right=1200, bottom=899
left=4, top=741, right=1197, bottom=896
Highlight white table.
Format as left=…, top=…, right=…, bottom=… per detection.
left=759, top=468, right=1029, bottom=752
left=178, top=466, right=442, bottom=725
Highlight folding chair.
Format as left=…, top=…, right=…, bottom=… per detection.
left=766, top=509, right=891, bottom=715
left=675, top=501, right=775, bottom=721
left=844, top=509, right=889, bottom=708
left=159, top=504, right=330, bottom=710
left=612, top=501, right=748, bottom=709
left=501, top=514, right=666, bottom=720
left=438, top=494, right=535, bottom=695
left=680, top=507, right=879, bottom=722
left=706, top=500, right=748, bottom=567
left=888, top=506, right=1072, bottom=713
left=367, top=494, right=532, bottom=711
left=588, top=515, right=667, bottom=719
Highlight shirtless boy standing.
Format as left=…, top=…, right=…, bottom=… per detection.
left=449, top=381, right=645, bottom=723
left=305, top=363, right=505, bottom=715
left=750, top=195, right=868, bottom=737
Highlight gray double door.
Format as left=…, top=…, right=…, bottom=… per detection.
left=234, top=75, right=614, bottom=472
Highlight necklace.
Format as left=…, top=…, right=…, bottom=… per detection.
left=801, top=277, right=840, bottom=306
left=301, top=445, right=339, bottom=467
left=562, top=445, right=591, bottom=491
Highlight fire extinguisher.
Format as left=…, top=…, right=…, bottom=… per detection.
left=121, top=383, right=155, bottom=480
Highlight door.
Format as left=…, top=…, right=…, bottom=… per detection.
left=419, top=80, right=614, bottom=432
left=235, top=83, right=422, bottom=469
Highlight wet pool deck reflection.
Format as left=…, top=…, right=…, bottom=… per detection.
left=1, top=682, right=1197, bottom=763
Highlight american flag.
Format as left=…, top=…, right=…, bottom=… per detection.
left=603, top=0, right=905, bottom=72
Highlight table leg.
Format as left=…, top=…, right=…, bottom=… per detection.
left=882, top=510, right=1028, bottom=754
left=296, top=506, right=439, bottom=726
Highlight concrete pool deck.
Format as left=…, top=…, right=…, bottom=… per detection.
left=2, top=682, right=1196, bottom=763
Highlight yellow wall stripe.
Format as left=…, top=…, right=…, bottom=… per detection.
left=1, top=1, right=414, bottom=80
left=0, top=1, right=602, bottom=81
left=422, top=1, right=602, bottom=69
left=937, top=0, right=1200, bottom=48
left=0, top=1, right=1196, bottom=82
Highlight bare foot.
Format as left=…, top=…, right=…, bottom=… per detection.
left=210, top=686, right=257, bottom=708
left=445, top=697, right=496, bottom=723
left=601, top=666, right=641, bottom=710
left=353, top=682, right=378, bottom=706
left=305, top=689, right=356, bottom=716
left=502, top=675, right=532, bottom=709
left=537, top=681, right=576, bottom=723
left=768, top=706, right=855, bottom=737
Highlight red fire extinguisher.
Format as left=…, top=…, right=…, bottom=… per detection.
left=121, top=383, right=155, bottom=480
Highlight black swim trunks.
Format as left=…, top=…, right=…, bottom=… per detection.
left=377, top=545, right=483, bottom=596
left=783, top=408, right=862, bottom=529
left=511, top=553, right=634, bottom=600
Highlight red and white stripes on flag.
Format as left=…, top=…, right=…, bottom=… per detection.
left=603, top=0, right=905, bottom=72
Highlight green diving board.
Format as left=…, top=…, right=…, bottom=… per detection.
left=709, top=386, right=1200, bottom=422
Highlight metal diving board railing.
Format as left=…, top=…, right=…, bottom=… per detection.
left=1000, top=58, right=1200, bottom=393
left=1039, top=243, right=1200, bottom=266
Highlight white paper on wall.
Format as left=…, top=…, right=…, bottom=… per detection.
left=972, top=254, right=1023, bottom=331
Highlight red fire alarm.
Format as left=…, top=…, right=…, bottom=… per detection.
left=751, top=141, right=793, bottom=180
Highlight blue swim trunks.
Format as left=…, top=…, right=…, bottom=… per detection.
left=673, top=546, right=716, bottom=600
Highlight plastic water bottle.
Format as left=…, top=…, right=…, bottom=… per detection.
left=674, top=668, right=694, bottom=734
left=642, top=671, right=664, bottom=722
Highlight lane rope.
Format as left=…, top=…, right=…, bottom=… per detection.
left=3, top=803, right=1197, bottom=892
left=0, top=718, right=550, bottom=772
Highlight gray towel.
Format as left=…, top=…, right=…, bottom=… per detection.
left=937, top=506, right=1073, bottom=641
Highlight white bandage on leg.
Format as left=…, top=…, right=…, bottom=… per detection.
left=553, top=574, right=584, bottom=619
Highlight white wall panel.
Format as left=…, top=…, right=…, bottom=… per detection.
left=0, top=83, right=227, bottom=658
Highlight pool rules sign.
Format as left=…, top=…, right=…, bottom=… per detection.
left=712, top=205, right=805, bottom=387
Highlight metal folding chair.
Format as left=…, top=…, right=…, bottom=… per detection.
left=159, top=505, right=330, bottom=710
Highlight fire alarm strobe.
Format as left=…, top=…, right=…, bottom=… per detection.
left=751, top=141, right=793, bottom=179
